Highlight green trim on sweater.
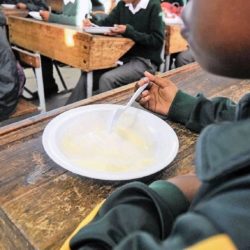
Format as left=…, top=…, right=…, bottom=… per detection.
left=168, top=90, right=197, bottom=125
left=149, top=180, right=189, bottom=218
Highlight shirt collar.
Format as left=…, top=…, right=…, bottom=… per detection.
left=125, top=0, right=149, bottom=14
left=64, top=0, right=75, bottom=5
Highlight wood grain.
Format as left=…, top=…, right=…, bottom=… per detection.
left=8, top=16, right=134, bottom=72
left=1, top=63, right=250, bottom=249
left=10, top=98, right=38, bottom=119
left=165, top=24, right=188, bottom=54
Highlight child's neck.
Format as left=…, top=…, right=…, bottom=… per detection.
left=132, top=0, right=140, bottom=8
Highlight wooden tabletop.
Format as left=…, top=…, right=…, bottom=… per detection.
left=1, top=63, right=250, bottom=249
left=7, top=16, right=134, bottom=72
left=0, top=7, right=28, bottom=19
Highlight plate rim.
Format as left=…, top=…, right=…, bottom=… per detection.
left=42, top=104, right=179, bottom=181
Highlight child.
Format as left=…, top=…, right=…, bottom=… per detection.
left=67, top=0, right=250, bottom=249
left=9, top=0, right=59, bottom=98
left=39, top=0, right=92, bottom=27
left=0, top=14, right=20, bottom=120
left=66, top=0, right=164, bottom=104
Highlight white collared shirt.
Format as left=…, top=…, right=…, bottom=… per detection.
left=125, top=0, right=150, bottom=15
left=64, top=0, right=76, bottom=5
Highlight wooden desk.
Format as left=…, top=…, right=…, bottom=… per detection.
left=0, top=7, right=28, bottom=19
left=163, top=24, right=188, bottom=71
left=165, top=24, right=188, bottom=55
left=1, top=63, right=250, bottom=249
left=7, top=16, right=134, bottom=110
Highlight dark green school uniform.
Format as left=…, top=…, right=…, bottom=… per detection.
left=68, top=90, right=250, bottom=249
left=94, top=0, right=165, bottom=67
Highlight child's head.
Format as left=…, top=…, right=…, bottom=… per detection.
left=181, top=0, right=250, bottom=79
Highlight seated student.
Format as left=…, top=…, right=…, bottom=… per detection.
left=39, top=0, right=92, bottom=27
left=66, top=0, right=164, bottom=104
left=15, top=0, right=48, bottom=11
left=0, top=13, right=21, bottom=121
left=66, top=0, right=250, bottom=249
left=91, top=0, right=105, bottom=12
left=7, top=0, right=59, bottom=98
left=174, top=47, right=195, bottom=68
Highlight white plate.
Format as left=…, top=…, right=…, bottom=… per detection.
left=29, top=11, right=42, bottom=21
left=1, top=4, right=16, bottom=9
left=83, top=26, right=113, bottom=34
left=42, top=104, right=179, bottom=181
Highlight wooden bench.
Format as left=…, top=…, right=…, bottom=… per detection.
left=12, top=46, right=46, bottom=112
left=10, top=98, right=38, bottom=119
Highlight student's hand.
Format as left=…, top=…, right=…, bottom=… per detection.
left=40, top=10, right=50, bottom=21
left=136, top=71, right=178, bottom=115
left=83, top=19, right=93, bottom=27
left=107, top=24, right=126, bottom=35
left=16, top=3, right=27, bottom=9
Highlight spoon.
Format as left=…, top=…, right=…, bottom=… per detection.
left=108, top=82, right=149, bottom=132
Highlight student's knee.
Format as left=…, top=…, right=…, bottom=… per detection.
left=99, top=72, right=116, bottom=92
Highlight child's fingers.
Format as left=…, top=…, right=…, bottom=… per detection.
left=139, top=95, right=150, bottom=105
left=144, top=71, right=171, bottom=89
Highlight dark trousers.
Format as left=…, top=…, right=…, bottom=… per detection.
left=40, top=56, right=58, bottom=92
left=66, top=57, right=157, bottom=105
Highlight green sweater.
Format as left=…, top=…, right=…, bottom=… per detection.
left=95, top=0, right=165, bottom=66
left=168, top=90, right=237, bottom=133
left=48, top=0, right=92, bottom=26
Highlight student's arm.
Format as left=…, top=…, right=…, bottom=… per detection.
left=0, top=27, right=19, bottom=120
left=122, top=3, right=164, bottom=49
left=49, top=0, right=92, bottom=26
left=137, top=72, right=236, bottom=133
left=96, top=2, right=164, bottom=49
left=94, top=2, right=120, bottom=26
left=70, top=180, right=191, bottom=249
left=168, top=91, right=236, bottom=133
left=23, top=0, right=48, bottom=11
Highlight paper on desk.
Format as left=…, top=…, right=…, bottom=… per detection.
left=83, top=26, right=113, bottom=34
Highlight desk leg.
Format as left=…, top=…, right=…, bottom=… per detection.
left=35, top=54, right=46, bottom=112
left=164, top=55, right=171, bottom=72
left=86, top=71, right=93, bottom=98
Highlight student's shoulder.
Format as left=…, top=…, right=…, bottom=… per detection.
left=147, top=0, right=162, bottom=9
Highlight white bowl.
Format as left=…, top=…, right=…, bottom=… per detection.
left=1, top=4, right=16, bottom=9
left=42, top=104, right=179, bottom=181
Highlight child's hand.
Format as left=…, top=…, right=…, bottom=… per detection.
left=40, top=10, right=50, bottom=21
left=83, top=19, right=93, bottom=27
left=107, top=24, right=126, bottom=35
left=136, top=71, right=178, bottom=115
left=16, top=3, right=27, bottom=9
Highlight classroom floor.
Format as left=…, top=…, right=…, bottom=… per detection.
left=23, top=65, right=81, bottom=111
left=0, top=66, right=80, bottom=127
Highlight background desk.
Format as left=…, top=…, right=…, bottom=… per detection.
left=0, top=7, right=28, bottom=19
left=163, top=24, right=188, bottom=71
left=7, top=16, right=134, bottom=110
left=1, top=63, right=250, bottom=249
